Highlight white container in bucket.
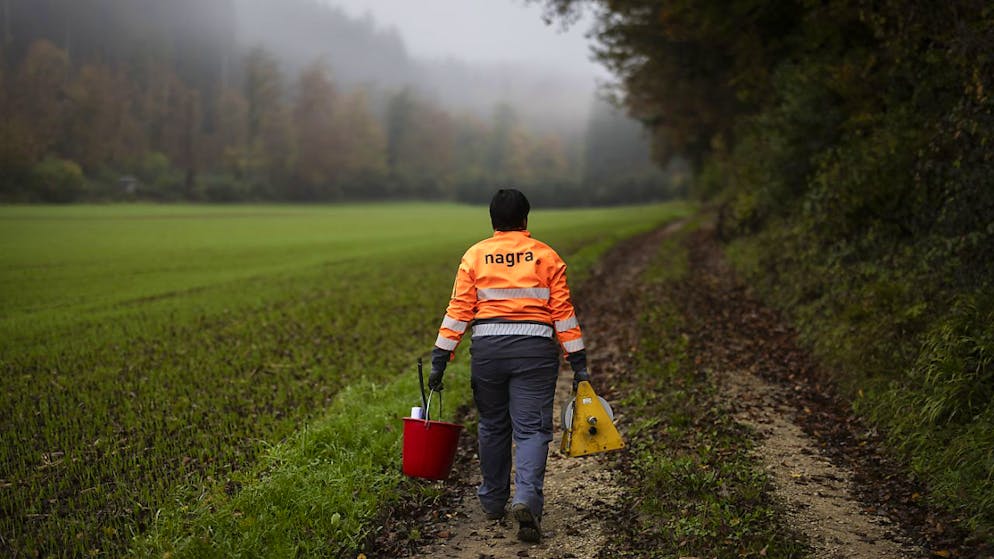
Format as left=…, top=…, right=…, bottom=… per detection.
left=403, top=389, right=462, bottom=480
left=401, top=359, right=462, bottom=480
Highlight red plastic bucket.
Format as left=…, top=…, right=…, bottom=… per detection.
left=402, top=417, right=462, bottom=480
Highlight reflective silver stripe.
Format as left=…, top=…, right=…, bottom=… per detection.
left=472, top=323, right=554, bottom=338
left=554, top=316, right=579, bottom=332
left=477, top=287, right=550, bottom=300
left=441, top=315, right=468, bottom=333
left=562, top=337, right=585, bottom=352
left=435, top=334, right=458, bottom=351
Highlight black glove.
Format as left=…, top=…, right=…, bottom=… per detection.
left=428, top=368, right=445, bottom=392
left=572, top=369, right=590, bottom=391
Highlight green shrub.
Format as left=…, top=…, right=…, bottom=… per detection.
left=31, top=156, right=85, bottom=202
left=199, top=173, right=251, bottom=202
left=126, top=151, right=188, bottom=200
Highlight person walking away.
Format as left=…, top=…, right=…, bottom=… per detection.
left=427, top=189, right=590, bottom=543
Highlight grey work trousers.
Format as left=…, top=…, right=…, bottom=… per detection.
left=471, top=355, right=559, bottom=519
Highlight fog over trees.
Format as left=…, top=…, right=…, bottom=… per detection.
left=0, top=0, right=681, bottom=204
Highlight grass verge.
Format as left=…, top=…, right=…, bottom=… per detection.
left=135, top=361, right=472, bottom=558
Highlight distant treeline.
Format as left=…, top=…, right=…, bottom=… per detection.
left=0, top=0, right=683, bottom=205
left=541, top=0, right=994, bottom=538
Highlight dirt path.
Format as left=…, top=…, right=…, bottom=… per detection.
left=405, top=376, right=624, bottom=559
left=398, top=221, right=943, bottom=558
left=405, top=224, right=682, bottom=559
left=678, top=226, right=929, bottom=558
left=726, top=368, right=919, bottom=558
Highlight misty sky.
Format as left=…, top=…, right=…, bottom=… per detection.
left=324, top=0, right=606, bottom=79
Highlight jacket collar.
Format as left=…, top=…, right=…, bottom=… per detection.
left=493, top=229, right=531, bottom=238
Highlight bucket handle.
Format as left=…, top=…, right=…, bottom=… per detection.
left=417, top=358, right=428, bottom=410
left=424, top=389, right=443, bottom=425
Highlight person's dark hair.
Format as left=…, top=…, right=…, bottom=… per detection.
left=490, top=189, right=530, bottom=231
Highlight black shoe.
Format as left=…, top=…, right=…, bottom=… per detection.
left=511, top=502, right=542, bottom=543
left=483, top=506, right=505, bottom=521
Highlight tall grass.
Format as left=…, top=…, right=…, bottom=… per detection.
left=858, top=293, right=994, bottom=535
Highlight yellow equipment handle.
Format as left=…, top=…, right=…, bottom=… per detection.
left=560, top=381, right=625, bottom=456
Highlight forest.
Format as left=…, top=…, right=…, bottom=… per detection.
left=0, top=0, right=681, bottom=205
left=539, top=0, right=994, bottom=539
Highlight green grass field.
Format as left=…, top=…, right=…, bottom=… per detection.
left=0, top=202, right=690, bottom=557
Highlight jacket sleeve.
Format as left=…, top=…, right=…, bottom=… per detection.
left=547, top=252, right=587, bottom=372
left=433, top=251, right=477, bottom=366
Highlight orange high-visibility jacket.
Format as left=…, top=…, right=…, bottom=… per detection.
left=434, top=229, right=584, bottom=357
